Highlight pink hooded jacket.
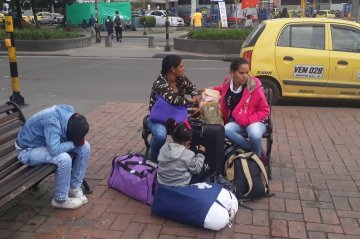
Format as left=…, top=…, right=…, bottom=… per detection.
left=213, top=76, right=270, bottom=127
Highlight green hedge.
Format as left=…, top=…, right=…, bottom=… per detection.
left=0, top=29, right=82, bottom=40
left=139, top=16, right=156, bottom=28
left=187, top=28, right=252, bottom=40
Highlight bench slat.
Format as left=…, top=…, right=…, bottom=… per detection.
left=0, top=155, right=19, bottom=172
left=0, top=104, right=16, bottom=115
left=0, top=144, right=16, bottom=159
left=0, top=161, right=23, bottom=180
left=0, top=131, right=18, bottom=147
left=0, top=121, right=23, bottom=136
left=0, top=111, right=20, bottom=125
left=0, top=164, right=56, bottom=204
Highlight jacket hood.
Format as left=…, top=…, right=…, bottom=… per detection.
left=53, top=105, right=75, bottom=136
left=224, top=76, right=259, bottom=93
left=158, top=143, right=186, bottom=162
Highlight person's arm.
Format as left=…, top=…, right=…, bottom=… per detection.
left=181, top=75, right=199, bottom=97
left=235, top=88, right=270, bottom=126
left=187, top=151, right=205, bottom=174
left=44, top=119, right=75, bottom=156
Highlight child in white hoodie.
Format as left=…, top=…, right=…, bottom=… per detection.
left=157, top=120, right=206, bottom=186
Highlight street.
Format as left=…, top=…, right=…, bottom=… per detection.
left=0, top=56, right=229, bottom=116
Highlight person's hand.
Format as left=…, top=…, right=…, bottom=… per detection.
left=198, top=145, right=206, bottom=153
left=193, top=95, right=202, bottom=104
left=73, top=138, right=85, bottom=147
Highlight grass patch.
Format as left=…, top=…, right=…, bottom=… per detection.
left=0, top=29, right=82, bottom=40
left=187, top=28, right=252, bottom=40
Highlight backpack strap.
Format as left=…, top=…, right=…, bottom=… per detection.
left=248, top=153, right=269, bottom=194
left=240, top=156, right=253, bottom=197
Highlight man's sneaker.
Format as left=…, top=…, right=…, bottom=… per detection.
left=69, top=188, right=88, bottom=204
left=51, top=198, right=83, bottom=209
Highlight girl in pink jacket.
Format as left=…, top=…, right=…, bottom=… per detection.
left=213, top=58, right=270, bottom=157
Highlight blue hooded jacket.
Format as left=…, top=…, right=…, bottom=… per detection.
left=17, top=105, right=76, bottom=156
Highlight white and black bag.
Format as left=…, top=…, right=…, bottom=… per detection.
left=226, top=151, right=272, bottom=200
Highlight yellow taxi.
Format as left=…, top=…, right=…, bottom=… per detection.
left=240, top=18, right=360, bottom=104
left=316, top=10, right=336, bottom=19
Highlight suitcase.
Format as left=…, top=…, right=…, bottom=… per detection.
left=189, top=118, right=225, bottom=182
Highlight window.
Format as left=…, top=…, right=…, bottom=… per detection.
left=242, top=22, right=265, bottom=48
left=278, top=25, right=325, bottom=50
left=331, top=25, right=360, bottom=53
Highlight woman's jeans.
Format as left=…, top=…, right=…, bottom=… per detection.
left=225, top=121, right=266, bottom=156
left=147, top=120, right=167, bottom=162
left=17, top=141, right=91, bottom=202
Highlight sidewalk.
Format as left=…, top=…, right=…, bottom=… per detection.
left=1, top=102, right=360, bottom=238
left=0, top=29, right=235, bottom=61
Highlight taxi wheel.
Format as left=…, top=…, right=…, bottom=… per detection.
left=260, top=79, right=280, bottom=105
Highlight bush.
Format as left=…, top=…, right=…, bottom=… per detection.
left=0, top=29, right=82, bottom=40
left=187, top=28, right=252, bottom=40
left=139, top=16, right=156, bottom=28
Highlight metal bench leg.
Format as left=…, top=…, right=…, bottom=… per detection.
left=82, top=179, right=92, bottom=194
left=266, top=135, right=273, bottom=180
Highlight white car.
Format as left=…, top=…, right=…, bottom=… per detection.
left=50, top=13, right=64, bottom=24
left=147, top=10, right=184, bottom=27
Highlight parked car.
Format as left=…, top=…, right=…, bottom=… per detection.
left=36, top=12, right=55, bottom=24
left=50, top=13, right=64, bottom=24
left=147, top=10, right=184, bottom=27
left=240, top=18, right=360, bottom=104
left=316, top=10, right=335, bottom=19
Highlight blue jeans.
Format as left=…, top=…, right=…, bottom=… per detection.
left=225, top=121, right=266, bottom=156
left=147, top=120, right=167, bottom=162
left=17, top=141, right=91, bottom=202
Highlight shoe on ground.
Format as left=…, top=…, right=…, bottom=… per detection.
left=69, top=187, right=88, bottom=204
left=51, top=197, right=83, bottom=209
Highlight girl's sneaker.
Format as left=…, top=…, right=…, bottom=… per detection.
left=51, top=198, right=83, bottom=209
left=69, top=188, right=88, bottom=204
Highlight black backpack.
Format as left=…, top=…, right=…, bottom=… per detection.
left=226, top=151, right=271, bottom=201
left=114, top=15, right=121, bottom=27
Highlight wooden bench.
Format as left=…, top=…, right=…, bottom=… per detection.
left=0, top=102, right=91, bottom=208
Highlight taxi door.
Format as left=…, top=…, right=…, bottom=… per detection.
left=327, top=24, right=360, bottom=99
left=275, top=23, right=329, bottom=97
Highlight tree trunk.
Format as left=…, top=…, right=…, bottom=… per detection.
left=15, top=0, right=23, bottom=29
left=31, top=0, right=40, bottom=28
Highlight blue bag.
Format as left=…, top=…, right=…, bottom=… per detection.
left=148, top=94, right=188, bottom=124
left=151, top=183, right=223, bottom=227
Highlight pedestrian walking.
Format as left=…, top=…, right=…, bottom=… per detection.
left=88, top=15, right=96, bottom=36
left=113, top=10, right=124, bottom=43
left=105, top=16, right=114, bottom=39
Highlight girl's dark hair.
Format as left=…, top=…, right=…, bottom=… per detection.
left=166, top=118, right=192, bottom=143
left=230, top=57, right=249, bottom=72
left=161, top=54, right=182, bottom=75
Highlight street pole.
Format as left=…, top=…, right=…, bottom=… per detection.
left=143, top=0, right=147, bottom=35
left=164, top=0, right=171, bottom=52
left=352, top=0, right=359, bottom=22
left=95, top=0, right=101, bottom=43
left=301, top=0, right=306, bottom=17
left=3, top=2, right=25, bottom=106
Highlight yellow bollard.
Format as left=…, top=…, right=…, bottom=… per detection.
left=5, top=16, right=25, bottom=106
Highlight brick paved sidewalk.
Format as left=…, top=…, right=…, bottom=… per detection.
left=1, top=102, right=360, bottom=239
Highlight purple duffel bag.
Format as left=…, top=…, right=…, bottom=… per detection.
left=108, top=153, right=157, bottom=205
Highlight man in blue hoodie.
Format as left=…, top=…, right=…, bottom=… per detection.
left=16, top=105, right=91, bottom=209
